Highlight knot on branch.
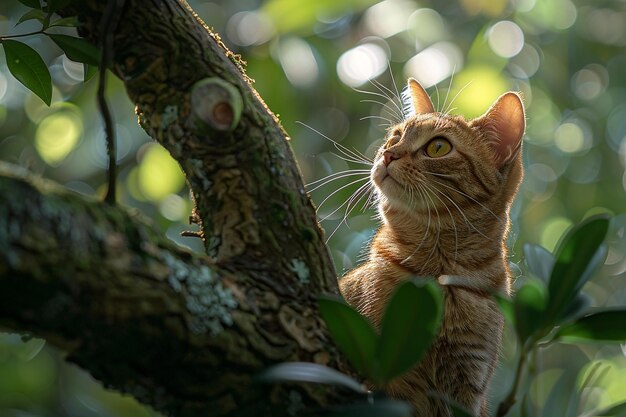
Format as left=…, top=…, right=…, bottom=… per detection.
left=191, top=78, right=243, bottom=133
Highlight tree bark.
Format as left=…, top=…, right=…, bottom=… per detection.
left=0, top=0, right=347, bottom=415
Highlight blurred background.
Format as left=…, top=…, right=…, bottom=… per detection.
left=1, top=0, right=626, bottom=415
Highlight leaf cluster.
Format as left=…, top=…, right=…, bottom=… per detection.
left=1, top=0, right=100, bottom=105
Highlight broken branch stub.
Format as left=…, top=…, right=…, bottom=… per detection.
left=190, top=78, right=243, bottom=133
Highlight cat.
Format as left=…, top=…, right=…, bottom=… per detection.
left=339, top=78, right=525, bottom=417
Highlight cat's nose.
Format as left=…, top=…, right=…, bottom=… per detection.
left=383, top=150, right=400, bottom=166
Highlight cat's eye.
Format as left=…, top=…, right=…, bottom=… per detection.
left=425, top=137, right=452, bottom=158
left=385, top=135, right=400, bottom=149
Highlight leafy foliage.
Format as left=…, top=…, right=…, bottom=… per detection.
left=318, top=295, right=378, bottom=378
left=1, top=39, right=51, bottom=105
left=547, top=215, right=610, bottom=322
left=319, top=279, right=442, bottom=386
left=48, top=34, right=100, bottom=65
left=376, top=280, right=442, bottom=382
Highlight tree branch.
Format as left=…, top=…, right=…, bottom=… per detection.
left=0, top=162, right=349, bottom=416
left=0, top=0, right=348, bottom=413
left=60, top=0, right=337, bottom=294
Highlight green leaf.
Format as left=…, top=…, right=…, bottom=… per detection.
left=318, top=295, right=378, bottom=378
left=49, top=16, right=79, bottom=27
left=560, top=292, right=592, bottom=324
left=256, top=362, right=366, bottom=393
left=321, top=399, right=412, bottom=417
left=83, top=63, right=98, bottom=82
left=16, top=8, right=46, bottom=26
left=523, top=243, right=554, bottom=282
left=48, top=34, right=100, bottom=66
left=375, top=279, right=442, bottom=383
left=547, top=215, right=610, bottom=322
left=557, top=310, right=626, bottom=344
left=595, top=400, right=626, bottom=416
left=17, top=0, right=41, bottom=8
left=513, top=278, right=548, bottom=344
left=2, top=39, right=52, bottom=105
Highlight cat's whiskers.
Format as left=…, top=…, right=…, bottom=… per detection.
left=421, top=181, right=459, bottom=263
left=360, top=99, right=403, bottom=125
left=428, top=177, right=504, bottom=223
left=359, top=114, right=394, bottom=128
left=401, top=183, right=435, bottom=267
left=426, top=181, right=495, bottom=241
left=418, top=183, right=441, bottom=270
left=387, top=64, right=405, bottom=122
left=440, top=66, right=456, bottom=115
left=442, top=80, right=473, bottom=117
left=353, top=87, right=404, bottom=123
left=331, top=152, right=373, bottom=166
left=422, top=170, right=454, bottom=178
left=369, top=78, right=404, bottom=122
left=324, top=181, right=374, bottom=243
left=306, top=169, right=370, bottom=192
left=295, top=121, right=372, bottom=165
left=320, top=180, right=371, bottom=223
left=315, top=176, right=369, bottom=214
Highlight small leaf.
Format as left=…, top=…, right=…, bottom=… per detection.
left=376, top=279, right=442, bottom=383
left=48, top=34, right=100, bottom=66
left=318, top=295, right=378, bottom=378
left=523, top=243, right=554, bottom=282
left=256, top=362, right=366, bottom=393
left=2, top=39, right=52, bottom=105
left=557, top=310, right=626, bottom=344
left=513, top=278, right=548, bottom=344
left=49, top=16, right=79, bottom=27
left=17, top=0, right=41, bottom=8
left=83, top=64, right=97, bottom=82
left=321, top=399, right=413, bottom=417
left=548, top=215, right=610, bottom=322
left=16, top=8, right=46, bottom=26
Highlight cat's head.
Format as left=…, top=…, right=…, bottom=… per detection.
left=371, top=78, right=525, bottom=223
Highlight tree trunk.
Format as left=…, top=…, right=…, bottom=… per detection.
left=0, top=1, right=349, bottom=415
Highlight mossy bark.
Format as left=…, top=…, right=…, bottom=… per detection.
left=0, top=0, right=348, bottom=415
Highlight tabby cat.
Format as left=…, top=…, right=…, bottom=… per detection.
left=339, top=78, right=525, bottom=417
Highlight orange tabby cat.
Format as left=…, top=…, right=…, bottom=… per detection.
left=339, top=79, right=525, bottom=417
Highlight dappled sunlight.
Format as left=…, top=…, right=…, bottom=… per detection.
left=136, top=144, right=186, bottom=202
left=34, top=109, right=82, bottom=165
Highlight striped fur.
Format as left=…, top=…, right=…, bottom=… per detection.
left=339, top=79, right=525, bottom=417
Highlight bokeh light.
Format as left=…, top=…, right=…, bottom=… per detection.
left=276, top=37, right=319, bottom=88
left=404, top=42, right=463, bottom=88
left=34, top=110, right=82, bottom=166
left=136, top=144, right=186, bottom=201
left=337, top=42, right=388, bottom=87
left=363, top=0, right=415, bottom=38
left=488, top=21, right=525, bottom=58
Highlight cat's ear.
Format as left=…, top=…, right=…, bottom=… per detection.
left=473, top=92, right=525, bottom=168
left=405, top=78, right=435, bottom=115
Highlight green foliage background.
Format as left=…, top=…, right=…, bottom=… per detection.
left=1, top=0, right=625, bottom=416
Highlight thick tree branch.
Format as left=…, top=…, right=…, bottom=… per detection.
left=60, top=0, right=337, bottom=294
left=0, top=0, right=347, bottom=414
left=0, top=163, right=349, bottom=416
